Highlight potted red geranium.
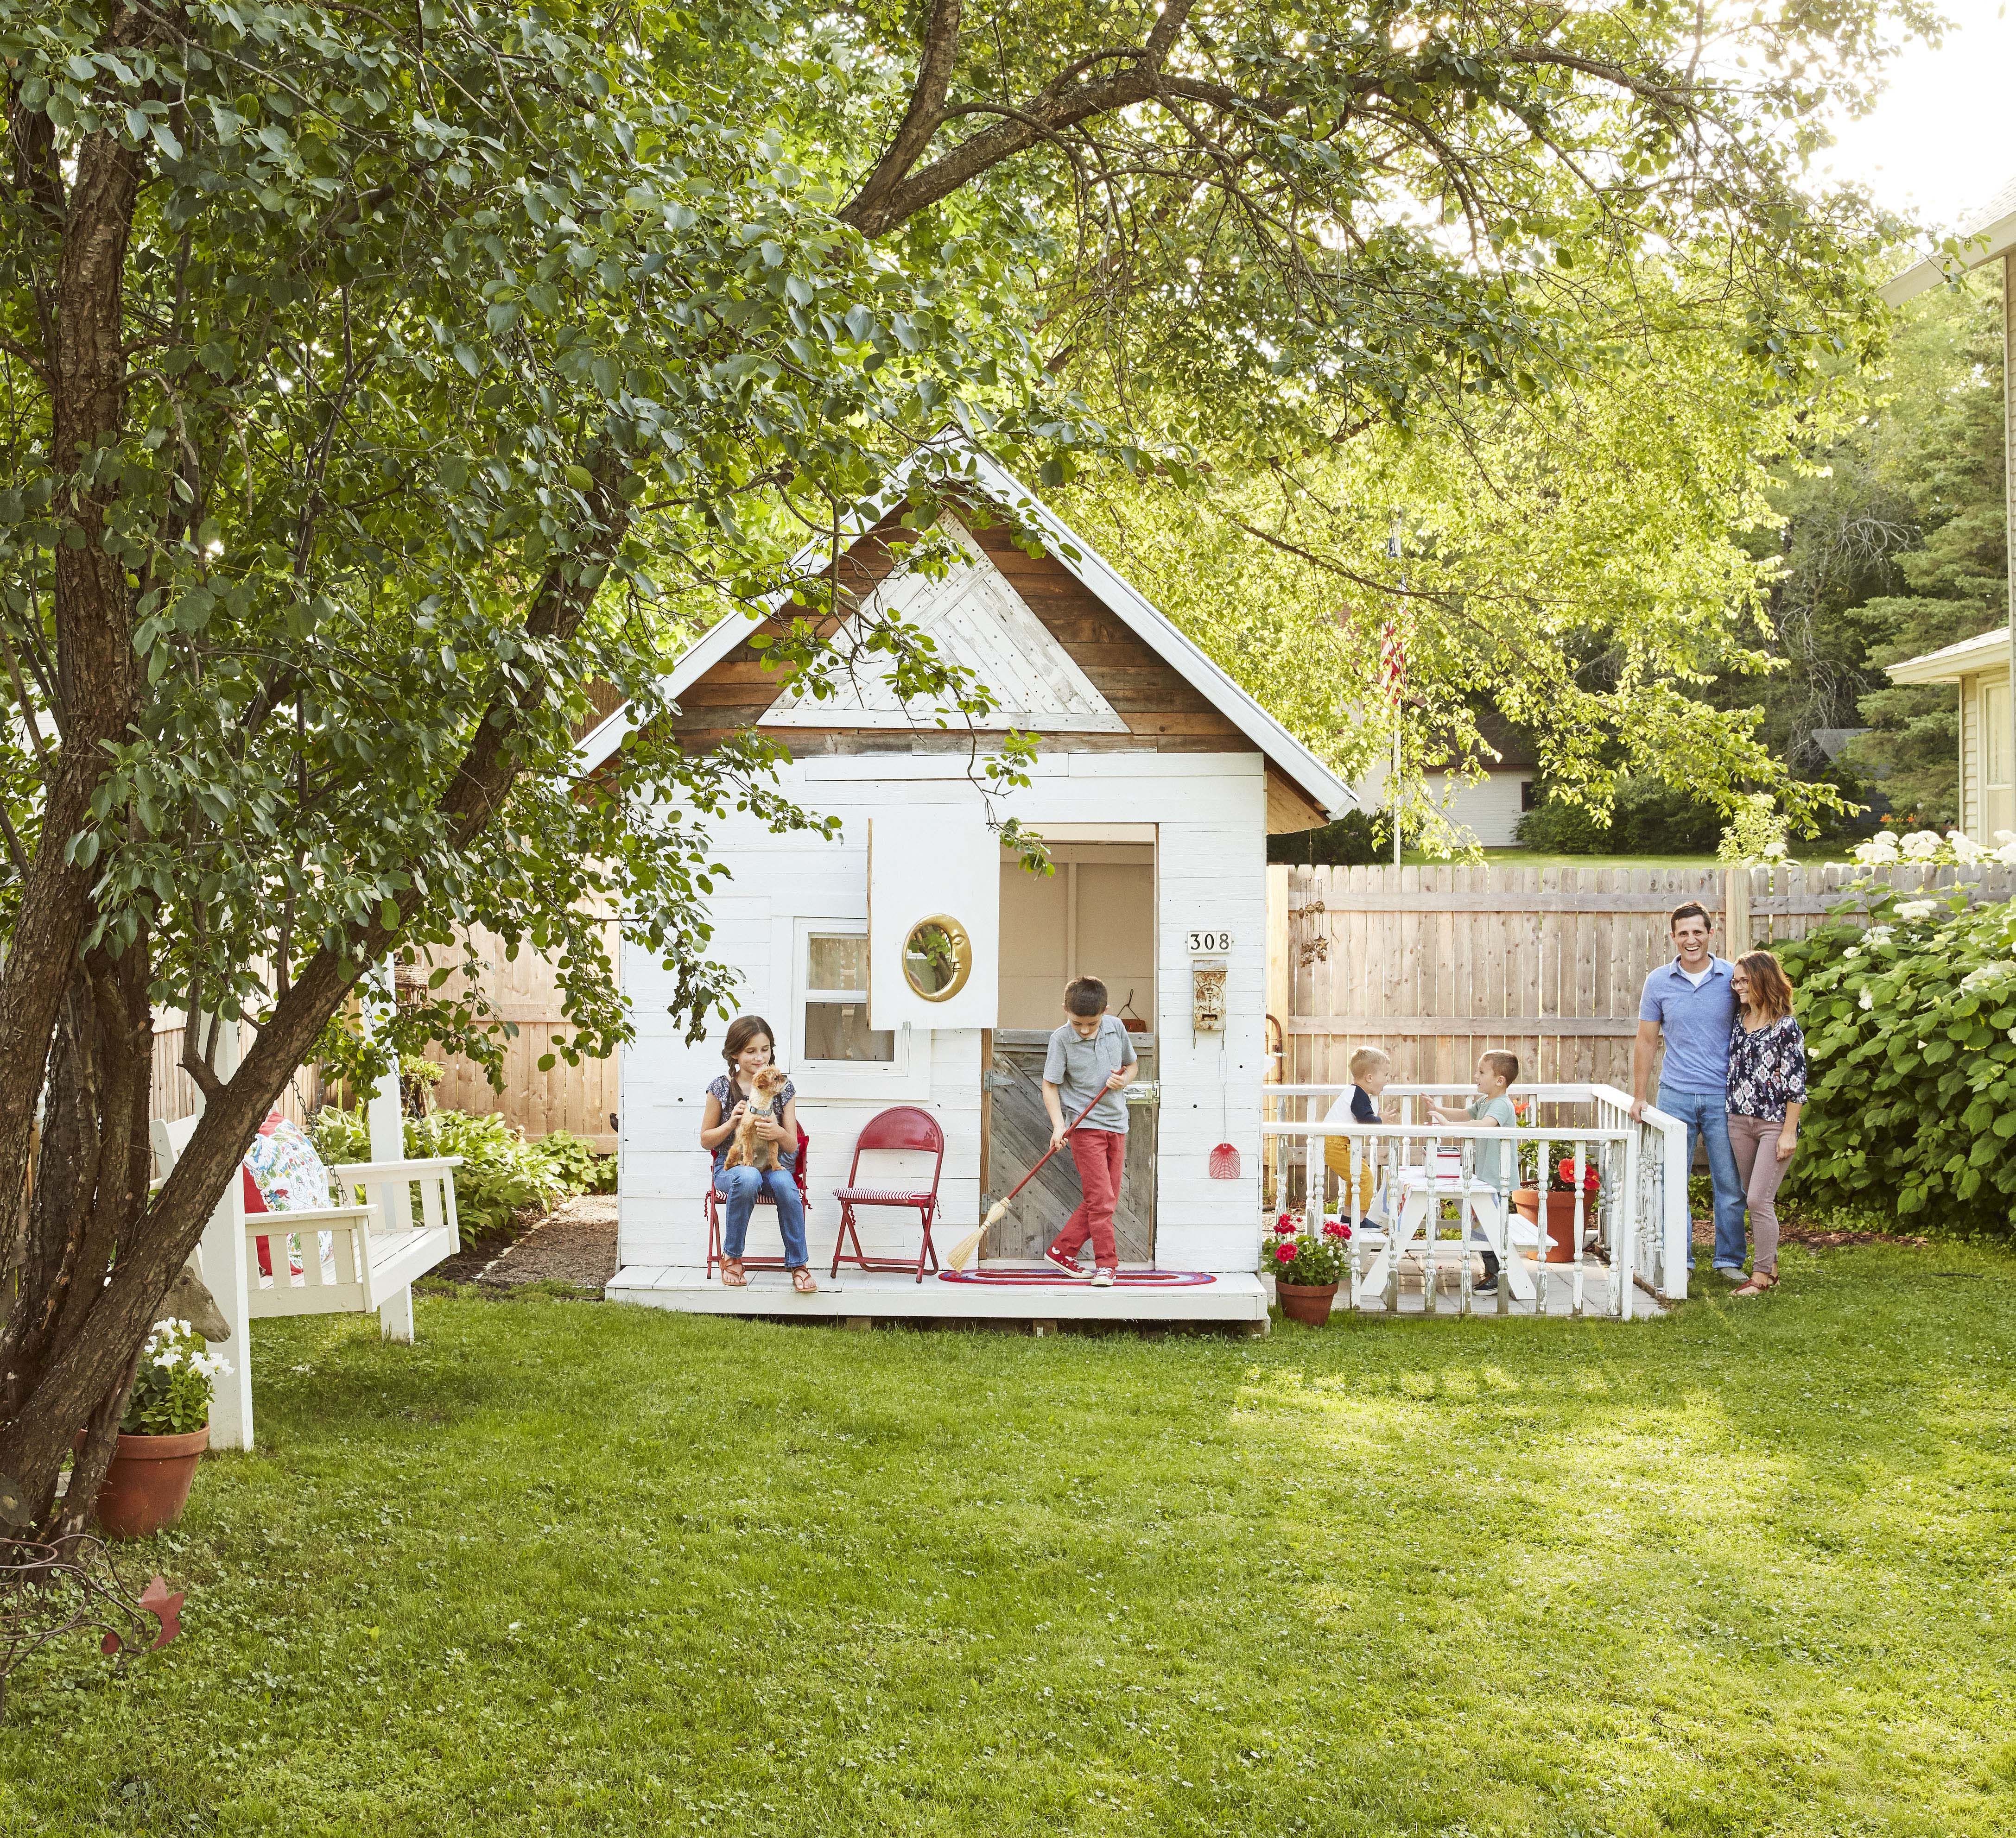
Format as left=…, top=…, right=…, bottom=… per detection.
left=1265, top=1213, right=1351, bottom=1326
left=1512, top=1154, right=1601, bottom=1264
left=91, top=1319, right=230, bottom=1539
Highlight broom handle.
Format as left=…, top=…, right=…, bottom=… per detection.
left=998, top=1080, right=1112, bottom=1207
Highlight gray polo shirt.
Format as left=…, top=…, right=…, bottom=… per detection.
left=1638, top=956, right=1738, bottom=1093
left=1043, top=1016, right=1138, bottom=1134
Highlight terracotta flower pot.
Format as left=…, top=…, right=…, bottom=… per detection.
left=93, top=1427, right=209, bottom=1540
left=1512, top=1190, right=1593, bottom=1264
left=1276, top=1280, right=1338, bottom=1326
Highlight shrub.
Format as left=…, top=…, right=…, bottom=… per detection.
left=1267, top=809, right=1391, bottom=866
left=1514, top=790, right=1613, bottom=854
left=1516, top=775, right=1726, bottom=856
left=1778, top=891, right=2016, bottom=1237
left=309, top=1105, right=564, bottom=1236
left=536, top=1130, right=616, bottom=1195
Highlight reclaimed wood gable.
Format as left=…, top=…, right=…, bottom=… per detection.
left=665, top=508, right=1249, bottom=758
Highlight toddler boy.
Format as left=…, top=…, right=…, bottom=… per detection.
left=1041, top=977, right=1138, bottom=1287
left=1429, top=1050, right=1519, bottom=1296
left=1326, top=1046, right=1391, bottom=1220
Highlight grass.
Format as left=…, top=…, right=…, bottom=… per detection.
left=6, top=1242, right=2013, bottom=1837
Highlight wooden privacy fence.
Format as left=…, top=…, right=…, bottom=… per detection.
left=147, top=919, right=621, bottom=1150
left=420, top=922, right=621, bottom=1150
left=1266, top=861, right=2016, bottom=1091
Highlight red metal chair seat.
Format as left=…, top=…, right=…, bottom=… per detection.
left=828, top=1107, right=946, bottom=1284
left=703, top=1126, right=809, bottom=1277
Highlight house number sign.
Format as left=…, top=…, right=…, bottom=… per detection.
left=1186, top=930, right=1232, bottom=954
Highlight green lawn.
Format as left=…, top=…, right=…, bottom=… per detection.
left=6, top=1244, right=2013, bottom=1837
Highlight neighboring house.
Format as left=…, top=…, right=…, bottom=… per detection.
left=575, top=449, right=1351, bottom=1325
left=1350, top=709, right=1539, bottom=849
left=1883, top=627, right=2014, bottom=839
left=1881, top=177, right=2016, bottom=841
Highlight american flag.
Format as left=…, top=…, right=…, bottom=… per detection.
left=1378, top=617, right=1406, bottom=707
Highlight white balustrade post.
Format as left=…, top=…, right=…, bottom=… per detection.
left=1660, top=1112, right=1690, bottom=1301
left=361, top=958, right=415, bottom=1341
left=1619, top=1127, right=1640, bottom=1321
left=191, top=1012, right=254, bottom=1451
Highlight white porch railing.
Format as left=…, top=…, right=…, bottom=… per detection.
left=1262, top=1084, right=1692, bottom=1318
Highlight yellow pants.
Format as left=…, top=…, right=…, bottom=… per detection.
left=1324, top=1138, right=1379, bottom=1217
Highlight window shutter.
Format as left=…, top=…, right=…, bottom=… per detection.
left=869, top=811, right=1001, bottom=1030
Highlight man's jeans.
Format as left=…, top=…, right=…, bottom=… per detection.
left=1656, top=1086, right=1747, bottom=1270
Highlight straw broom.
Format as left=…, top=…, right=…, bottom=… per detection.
left=944, top=1081, right=1111, bottom=1270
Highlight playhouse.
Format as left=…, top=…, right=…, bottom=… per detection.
left=579, top=453, right=1351, bottom=1325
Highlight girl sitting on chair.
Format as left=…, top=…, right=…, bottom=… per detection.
left=699, top=1015, right=817, bottom=1293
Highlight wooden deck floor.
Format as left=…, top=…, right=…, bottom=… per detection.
left=605, top=1262, right=1667, bottom=1325
left=606, top=1265, right=1270, bottom=1327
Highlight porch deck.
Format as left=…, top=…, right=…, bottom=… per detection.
left=607, top=1264, right=1270, bottom=1327
left=1351, top=1260, right=1664, bottom=1318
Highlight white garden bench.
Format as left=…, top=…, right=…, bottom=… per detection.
left=152, top=1113, right=462, bottom=1450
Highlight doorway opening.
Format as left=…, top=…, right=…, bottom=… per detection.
left=983, top=834, right=1158, bottom=1262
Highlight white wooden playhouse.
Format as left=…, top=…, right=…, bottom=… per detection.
left=579, top=454, right=1350, bottom=1326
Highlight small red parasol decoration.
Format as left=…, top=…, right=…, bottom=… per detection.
left=1208, top=1142, right=1241, bottom=1179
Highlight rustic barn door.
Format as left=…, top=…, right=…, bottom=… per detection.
left=982, top=1029, right=1157, bottom=1263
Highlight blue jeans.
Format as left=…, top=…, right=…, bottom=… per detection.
left=1656, top=1086, right=1747, bottom=1270
left=714, top=1159, right=809, bottom=1266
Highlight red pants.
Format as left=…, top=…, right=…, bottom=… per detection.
left=1050, top=1128, right=1126, bottom=1269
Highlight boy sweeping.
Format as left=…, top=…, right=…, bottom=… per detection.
left=1040, top=977, right=1139, bottom=1287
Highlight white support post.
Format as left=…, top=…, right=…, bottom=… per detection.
left=1660, top=1113, right=1691, bottom=1301
left=193, top=1013, right=254, bottom=1451
left=361, top=959, right=415, bottom=1341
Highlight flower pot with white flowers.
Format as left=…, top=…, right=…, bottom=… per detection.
left=1265, top=1214, right=1352, bottom=1326
left=92, top=1320, right=231, bottom=1540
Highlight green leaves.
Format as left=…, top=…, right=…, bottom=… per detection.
left=1781, top=892, right=2016, bottom=1238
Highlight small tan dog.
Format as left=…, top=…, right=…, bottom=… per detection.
left=722, top=1066, right=791, bottom=1172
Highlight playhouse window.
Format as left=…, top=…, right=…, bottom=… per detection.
left=803, top=930, right=894, bottom=1063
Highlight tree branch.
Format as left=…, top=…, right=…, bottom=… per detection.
left=846, top=0, right=965, bottom=235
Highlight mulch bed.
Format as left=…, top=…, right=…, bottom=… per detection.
left=472, top=1195, right=618, bottom=1294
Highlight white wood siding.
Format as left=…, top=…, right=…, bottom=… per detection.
left=619, top=750, right=1270, bottom=1275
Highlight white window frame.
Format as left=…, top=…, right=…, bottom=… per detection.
left=784, top=916, right=930, bottom=1099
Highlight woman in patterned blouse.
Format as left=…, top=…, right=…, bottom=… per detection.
left=1725, top=951, right=1807, bottom=1297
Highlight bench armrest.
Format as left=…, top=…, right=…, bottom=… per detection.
left=329, top=1157, right=464, bottom=1181
left=247, top=1204, right=376, bottom=1230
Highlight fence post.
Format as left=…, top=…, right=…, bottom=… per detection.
left=1723, top=866, right=1753, bottom=958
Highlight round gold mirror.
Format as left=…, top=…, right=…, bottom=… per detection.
left=902, top=915, right=973, bottom=1002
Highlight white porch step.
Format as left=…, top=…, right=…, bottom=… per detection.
left=608, top=1266, right=1269, bottom=1325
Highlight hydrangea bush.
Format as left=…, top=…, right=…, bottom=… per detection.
left=1779, top=891, right=2016, bottom=1236
left=121, top=1321, right=232, bottom=1437
left=1850, top=827, right=2016, bottom=868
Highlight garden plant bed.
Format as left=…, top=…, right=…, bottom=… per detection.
left=4, top=1238, right=2010, bottom=1836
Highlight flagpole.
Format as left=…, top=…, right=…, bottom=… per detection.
left=1387, top=513, right=1404, bottom=868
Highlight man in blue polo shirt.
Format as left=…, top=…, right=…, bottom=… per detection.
left=1630, top=901, right=1745, bottom=1280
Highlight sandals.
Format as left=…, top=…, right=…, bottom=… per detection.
left=719, top=1259, right=817, bottom=1293
left=1731, top=1271, right=1778, bottom=1298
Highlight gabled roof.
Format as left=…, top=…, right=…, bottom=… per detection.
left=1881, top=173, right=2016, bottom=306
left=759, top=516, right=1128, bottom=733
left=576, top=448, right=1353, bottom=819
left=1885, top=625, right=2014, bottom=684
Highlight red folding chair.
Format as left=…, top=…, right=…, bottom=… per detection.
left=828, top=1107, right=946, bottom=1283
left=704, top=1126, right=810, bottom=1277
